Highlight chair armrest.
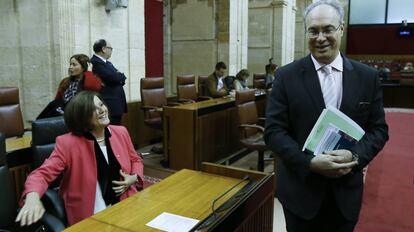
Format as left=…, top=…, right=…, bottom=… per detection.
left=166, top=102, right=182, bottom=106
left=198, top=96, right=213, bottom=100
left=41, top=189, right=67, bottom=226
left=177, top=98, right=195, bottom=104
left=239, top=124, right=265, bottom=132
left=40, top=212, right=66, bottom=232
left=141, top=106, right=163, bottom=112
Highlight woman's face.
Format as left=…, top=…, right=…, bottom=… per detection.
left=69, top=58, right=84, bottom=77
left=90, top=96, right=110, bottom=130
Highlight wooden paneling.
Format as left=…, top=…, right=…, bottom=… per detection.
left=347, top=25, right=414, bottom=55
left=122, top=101, right=163, bottom=149
left=164, top=98, right=241, bottom=170
left=382, top=84, right=414, bottom=108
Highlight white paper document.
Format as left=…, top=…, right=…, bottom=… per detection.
left=146, top=212, right=200, bottom=232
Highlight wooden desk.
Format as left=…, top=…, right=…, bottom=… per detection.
left=5, top=133, right=33, bottom=202
left=163, top=97, right=240, bottom=170
left=66, top=163, right=275, bottom=232
left=164, top=94, right=266, bottom=171
left=5, top=133, right=32, bottom=153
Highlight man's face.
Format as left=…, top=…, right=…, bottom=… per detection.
left=306, top=5, right=343, bottom=64
left=215, top=68, right=226, bottom=78
left=103, top=42, right=113, bottom=59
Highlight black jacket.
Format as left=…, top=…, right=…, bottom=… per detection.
left=90, top=55, right=127, bottom=116
left=265, top=54, right=388, bottom=221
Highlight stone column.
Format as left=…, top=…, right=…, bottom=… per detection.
left=228, top=0, right=248, bottom=75
left=271, top=0, right=296, bottom=66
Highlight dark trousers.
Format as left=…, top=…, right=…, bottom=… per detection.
left=283, top=188, right=357, bottom=232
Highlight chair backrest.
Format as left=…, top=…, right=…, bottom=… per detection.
left=177, top=75, right=197, bottom=101
left=140, top=77, right=166, bottom=127
left=140, top=77, right=167, bottom=108
left=0, top=87, right=24, bottom=138
left=198, top=75, right=209, bottom=97
left=235, top=89, right=259, bottom=138
left=0, top=133, right=17, bottom=230
left=32, top=116, right=68, bottom=188
left=253, top=73, right=266, bottom=89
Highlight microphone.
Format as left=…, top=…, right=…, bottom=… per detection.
left=190, top=175, right=251, bottom=231
left=211, top=175, right=250, bottom=218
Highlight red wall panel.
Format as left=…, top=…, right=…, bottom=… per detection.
left=346, top=25, right=414, bottom=55
left=145, top=0, right=164, bottom=77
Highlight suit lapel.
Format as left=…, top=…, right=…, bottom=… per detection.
left=302, top=55, right=325, bottom=114
left=340, top=56, right=358, bottom=113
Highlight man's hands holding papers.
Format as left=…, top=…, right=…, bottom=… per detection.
left=310, top=149, right=357, bottom=178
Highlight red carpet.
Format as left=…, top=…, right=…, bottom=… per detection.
left=356, top=112, right=414, bottom=232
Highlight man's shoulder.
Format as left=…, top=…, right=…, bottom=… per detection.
left=90, top=55, right=104, bottom=64
left=277, top=57, right=308, bottom=74
left=207, top=73, right=216, bottom=81
left=347, top=58, right=376, bottom=72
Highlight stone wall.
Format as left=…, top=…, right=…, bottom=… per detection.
left=247, top=0, right=296, bottom=78
left=0, top=0, right=145, bottom=123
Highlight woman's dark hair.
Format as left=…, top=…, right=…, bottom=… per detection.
left=70, top=54, right=90, bottom=73
left=236, top=69, right=250, bottom=80
left=93, top=39, right=107, bottom=53
left=64, top=91, right=106, bottom=135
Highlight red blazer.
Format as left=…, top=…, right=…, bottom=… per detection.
left=55, top=71, right=102, bottom=100
left=21, top=125, right=144, bottom=225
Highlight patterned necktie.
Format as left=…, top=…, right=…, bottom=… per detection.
left=321, top=65, right=337, bottom=108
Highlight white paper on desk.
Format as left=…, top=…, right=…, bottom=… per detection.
left=146, top=212, right=199, bottom=232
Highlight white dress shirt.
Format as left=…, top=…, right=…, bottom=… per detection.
left=311, top=53, right=343, bottom=109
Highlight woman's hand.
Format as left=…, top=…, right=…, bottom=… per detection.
left=15, top=192, right=45, bottom=226
left=112, top=170, right=138, bottom=196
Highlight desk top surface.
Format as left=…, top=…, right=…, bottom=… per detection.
left=65, top=169, right=247, bottom=231
left=5, top=133, right=32, bottom=153
left=167, top=90, right=267, bottom=111
left=170, top=97, right=235, bottom=110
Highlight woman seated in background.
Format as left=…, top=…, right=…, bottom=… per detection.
left=233, top=69, right=250, bottom=91
left=16, top=91, right=144, bottom=226
left=37, top=54, right=102, bottom=119
left=55, top=54, right=102, bottom=109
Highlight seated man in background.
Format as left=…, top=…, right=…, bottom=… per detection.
left=402, top=62, right=414, bottom=72
left=206, top=62, right=229, bottom=98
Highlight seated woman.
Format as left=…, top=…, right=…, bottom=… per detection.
left=16, top=91, right=144, bottom=226
left=233, top=69, right=250, bottom=91
left=56, top=54, right=102, bottom=109
left=37, top=54, right=102, bottom=119
left=265, top=60, right=277, bottom=89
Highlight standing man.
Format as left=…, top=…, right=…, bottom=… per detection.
left=265, top=1, right=388, bottom=231
left=206, top=62, right=228, bottom=98
left=91, top=39, right=127, bottom=125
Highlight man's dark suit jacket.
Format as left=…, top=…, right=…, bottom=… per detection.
left=90, top=55, right=127, bottom=117
left=264, top=54, right=388, bottom=221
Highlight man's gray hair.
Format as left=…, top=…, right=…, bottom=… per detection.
left=303, top=0, right=344, bottom=31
